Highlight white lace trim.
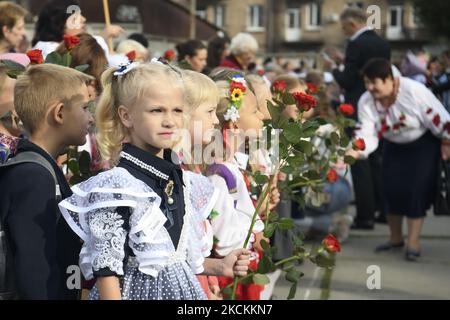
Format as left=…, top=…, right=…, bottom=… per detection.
left=59, top=167, right=218, bottom=279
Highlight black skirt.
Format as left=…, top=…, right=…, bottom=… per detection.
left=382, top=131, right=440, bottom=218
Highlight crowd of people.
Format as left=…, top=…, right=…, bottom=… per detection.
left=0, top=1, right=449, bottom=300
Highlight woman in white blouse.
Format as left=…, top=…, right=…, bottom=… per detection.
left=350, top=58, right=450, bottom=261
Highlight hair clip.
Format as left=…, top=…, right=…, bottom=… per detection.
left=151, top=57, right=182, bottom=77
left=113, top=61, right=139, bottom=77
left=223, top=75, right=247, bottom=123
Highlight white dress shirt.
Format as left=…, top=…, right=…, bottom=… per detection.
left=356, top=77, right=450, bottom=157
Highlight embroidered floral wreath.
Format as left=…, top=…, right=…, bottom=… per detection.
left=223, top=75, right=247, bottom=123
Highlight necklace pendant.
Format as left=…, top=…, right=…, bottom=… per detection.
left=167, top=197, right=174, bottom=205
left=165, top=180, right=175, bottom=205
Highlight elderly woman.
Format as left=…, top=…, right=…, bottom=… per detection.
left=0, top=2, right=27, bottom=55
left=219, top=32, right=258, bottom=71
left=351, top=58, right=450, bottom=261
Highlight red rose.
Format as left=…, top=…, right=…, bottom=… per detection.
left=322, top=234, right=341, bottom=253
left=257, top=69, right=265, bottom=76
left=306, top=82, right=319, bottom=94
left=230, top=81, right=246, bottom=93
left=26, top=49, right=44, bottom=64
left=433, top=114, right=441, bottom=127
left=164, top=49, right=176, bottom=62
left=126, top=50, right=136, bottom=61
left=326, top=169, right=338, bottom=183
left=63, top=34, right=80, bottom=50
left=272, top=80, right=286, bottom=93
left=426, top=108, right=433, bottom=114
left=292, top=92, right=317, bottom=112
left=353, top=138, right=366, bottom=151
left=338, top=103, right=355, bottom=116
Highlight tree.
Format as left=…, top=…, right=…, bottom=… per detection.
left=412, top=0, right=450, bottom=39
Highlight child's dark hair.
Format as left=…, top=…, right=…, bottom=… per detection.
left=362, top=58, right=393, bottom=81
left=176, top=39, right=206, bottom=60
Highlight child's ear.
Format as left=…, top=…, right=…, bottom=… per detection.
left=52, top=102, right=65, bottom=125
left=118, top=105, right=133, bottom=128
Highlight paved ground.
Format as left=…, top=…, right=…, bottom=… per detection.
left=272, top=210, right=450, bottom=300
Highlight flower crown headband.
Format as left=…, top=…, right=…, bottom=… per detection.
left=223, top=75, right=247, bottom=123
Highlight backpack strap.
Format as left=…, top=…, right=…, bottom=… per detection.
left=1, top=151, right=62, bottom=202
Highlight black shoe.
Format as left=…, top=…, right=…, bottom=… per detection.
left=351, top=220, right=375, bottom=230
left=374, top=241, right=405, bottom=253
left=405, top=248, right=421, bottom=261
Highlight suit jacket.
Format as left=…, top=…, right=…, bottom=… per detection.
left=333, top=29, right=391, bottom=118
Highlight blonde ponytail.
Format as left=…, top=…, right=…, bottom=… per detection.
left=95, top=67, right=126, bottom=164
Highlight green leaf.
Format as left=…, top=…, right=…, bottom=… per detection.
left=340, top=134, right=350, bottom=148
left=268, top=211, right=279, bottom=222
left=209, top=209, right=220, bottom=220
left=304, top=170, right=321, bottom=180
left=302, top=127, right=318, bottom=138
left=344, top=155, right=356, bottom=165
left=253, top=171, right=269, bottom=184
left=282, top=262, right=295, bottom=272
left=297, top=140, right=312, bottom=156
left=68, top=159, right=79, bottom=174
left=0, top=59, right=26, bottom=71
left=6, top=70, right=22, bottom=79
left=278, top=218, right=295, bottom=230
left=252, top=273, right=271, bottom=285
left=281, top=166, right=294, bottom=174
left=287, top=155, right=305, bottom=167
left=286, top=268, right=302, bottom=283
left=337, top=149, right=345, bottom=156
left=282, top=92, right=296, bottom=105
left=75, top=64, right=90, bottom=73
left=315, top=253, right=335, bottom=268
left=78, top=151, right=91, bottom=175
left=283, top=122, right=302, bottom=143
left=240, top=275, right=255, bottom=285
left=267, top=100, right=281, bottom=127
left=260, top=237, right=271, bottom=252
left=292, top=234, right=304, bottom=247
left=221, top=286, right=233, bottom=296
left=287, top=282, right=298, bottom=300
left=257, top=255, right=276, bottom=274
left=263, top=223, right=277, bottom=238
left=316, top=117, right=328, bottom=125
left=45, top=51, right=63, bottom=65
left=62, top=52, right=72, bottom=67
left=330, top=132, right=340, bottom=145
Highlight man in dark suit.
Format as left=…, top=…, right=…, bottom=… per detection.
left=324, top=7, right=391, bottom=229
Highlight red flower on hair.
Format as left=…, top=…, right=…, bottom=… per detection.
left=230, top=81, right=246, bottom=93
left=26, top=49, right=44, bottom=64
left=326, top=169, right=338, bottom=183
left=126, top=50, right=136, bottom=61
left=63, top=34, right=80, bottom=50
left=292, top=92, right=317, bottom=112
left=353, top=138, right=366, bottom=151
left=322, top=234, right=341, bottom=253
left=272, top=80, right=286, bottom=93
left=164, top=49, right=176, bottom=62
left=306, top=82, right=320, bottom=94
left=338, top=103, right=355, bottom=116
left=433, top=114, right=441, bottom=127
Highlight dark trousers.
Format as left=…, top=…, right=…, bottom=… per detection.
left=351, top=146, right=384, bottom=223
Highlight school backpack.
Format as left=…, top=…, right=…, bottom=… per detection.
left=0, top=151, right=61, bottom=300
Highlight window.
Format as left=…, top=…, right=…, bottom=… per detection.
left=247, top=5, right=264, bottom=31
left=286, top=8, right=300, bottom=29
left=346, top=2, right=364, bottom=9
left=196, top=5, right=206, bottom=19
left=215, top=5, right=224, bottom=28
left=306, top=2, right=321, bottom=29
left=389, top=6, right=403, bottom=28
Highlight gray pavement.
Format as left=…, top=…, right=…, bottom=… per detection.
left=273, top=211, right=450, bottom=300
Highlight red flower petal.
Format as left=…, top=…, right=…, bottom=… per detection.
left=26, top=49, right=44, bottom=64
left=426, top=108, right=433, bottom=114
left=322, top=234, right=341, bottom=253
left=433, top=114, right=441, bottom=127
left=326, top=169, right=338, bottom=183
left=338, top=103, right=355, bottom=116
